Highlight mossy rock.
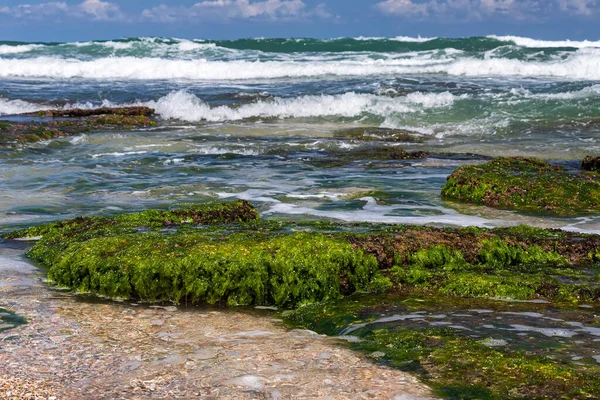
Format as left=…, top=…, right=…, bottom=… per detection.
left=333, top=127, right=425, bottom=143
left=441, top=157, right=600, bottom=216
left=28, top=106, right=155, bottom=118
left=8, top=201, right=600, bottom=307
left=0, top=107, right=157, bottom=146
left=582, top=156, right=600, bottom=172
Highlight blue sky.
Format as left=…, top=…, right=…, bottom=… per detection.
left=1, top=0, right=599, bottom=41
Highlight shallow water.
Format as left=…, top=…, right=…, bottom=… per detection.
left=1, top=36, right=600, bottom=232
left=308, top=294, right=600, bottom=369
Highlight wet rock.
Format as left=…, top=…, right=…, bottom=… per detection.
left=25, top=106, right=155, bottom=118
left=311, top=145, right=429, bottom=168
left=0, top=107, right=157, bottom=146
left=582, top=156, right=600, bottom=172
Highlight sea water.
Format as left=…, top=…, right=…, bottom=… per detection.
left=1, top=35, right=599, bottom=232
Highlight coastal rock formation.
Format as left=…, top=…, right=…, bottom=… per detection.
left=29, top=106, right=155, bottom=118
left=6, top=203, right=599, bottom=307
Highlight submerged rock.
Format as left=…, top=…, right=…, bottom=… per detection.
left=0, top=107, right=157, bottom=146
left=310, top=145, right=429, bottom=168
left=441, top=157, right=600, bottom=216
left=582, top=156, right=600, bottom=172
left=28, top=106, right=155, bottom=118
left=333, top=127, right=425, bottom=143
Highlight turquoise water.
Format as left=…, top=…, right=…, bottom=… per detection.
left=0, top=35, right=599, bottom=232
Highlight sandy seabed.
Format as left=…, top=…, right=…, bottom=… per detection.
left=0, top=246, right=434, bottom=400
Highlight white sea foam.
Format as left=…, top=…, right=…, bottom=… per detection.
left=1, top=49, right=599, bottom=80
left=0, top=97, right=131, bottom=116
left=0, top=44, right=42, bottom=55
left=149, top=90, right=463, bottom=122
left=353, top=35, right=437, bottom=43
left=507, top=84, right=600, bottom=101
left=0, top=97, right=51, bottom=115
left=489, top=35, right=600, bottom=49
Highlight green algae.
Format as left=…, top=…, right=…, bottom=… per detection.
left=35, top=232, right=384, bottom=307
left=5, top=202, right=600, bottom=307
left=285, top=297, right=600, bottom=399
left=441, top=157, right=600, bottom=216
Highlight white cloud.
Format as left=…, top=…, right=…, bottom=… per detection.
left=141, top=0, right=335, bottom=22
left=376, top=0, right=596, bottom=19
left=0, top=2, right=69, bottom=19
left=78, top=0, right=124, bottom=21
left=0, top=0, right=123, bottom=21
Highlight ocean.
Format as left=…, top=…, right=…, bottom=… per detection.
left=1, top=35, right=600, bottom=232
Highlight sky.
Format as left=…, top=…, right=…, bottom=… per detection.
left=1, top=0, right=599, bottom=42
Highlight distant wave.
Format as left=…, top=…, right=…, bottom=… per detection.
left=1, top=35, right=598, bottom=57
left=1, top=48, right=600, bottom=80
left=0, top=44, right=43, bottom=55
left=487, top=35, right=600, bottom=49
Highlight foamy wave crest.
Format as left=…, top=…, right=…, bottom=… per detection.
left=354, top=36, right=436, bottom=43
left=0, top=97, right=125, bottom=116
left=442, top=50, right=600, bottom=80
left=0, top=44, right=42, bottom=55
left=2, top=49, right=600, bottom=80
left=0, top=98, right=50, bottom=116
left=0, top=56, right=449, bottom=80
left=488, top=35, right=600, bottom=49
left=149, top=90, right=463, bottom=122
left=508, top=84, right=600, bottom=101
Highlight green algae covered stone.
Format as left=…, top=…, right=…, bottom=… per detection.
left=441, top=157, right=600, bottom=216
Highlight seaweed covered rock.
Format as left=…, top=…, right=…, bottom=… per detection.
left=5, top=202, right=386, bottom=308
left=441, top=157, right=600, bottom=216
left=0, top=107, right=157, bottom=145
left=348, top=225, right=600, bottom=303
left=31, top=106, right=155, bottom=118
left=7, top=205, right=600, bottom=307
left=582, top=156, right=600, bottom=172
